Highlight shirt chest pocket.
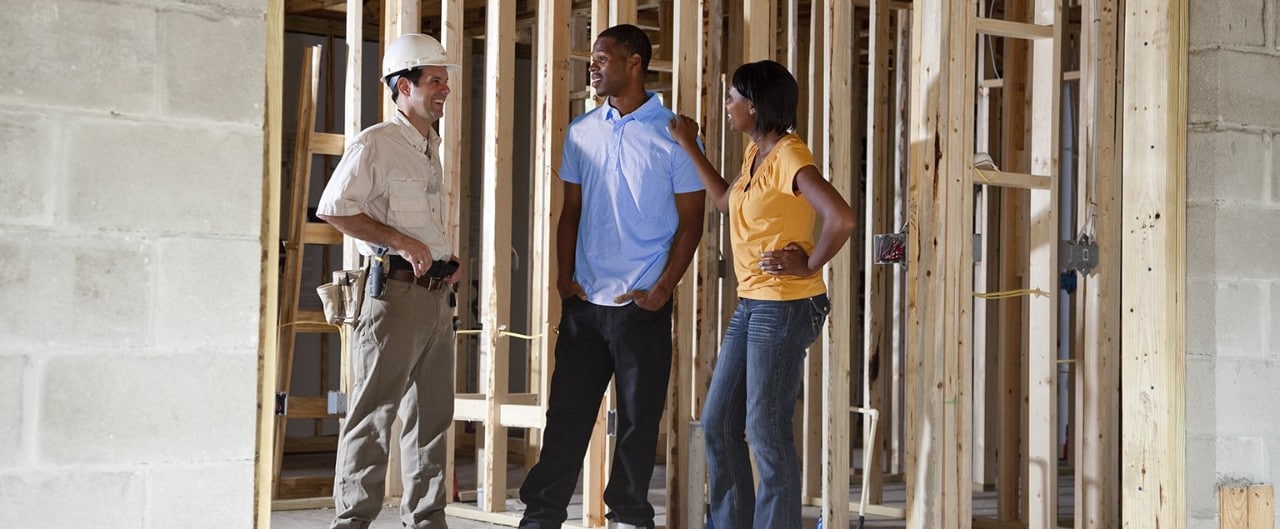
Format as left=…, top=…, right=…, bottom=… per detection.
left=388, top=178, right=428, bottom=228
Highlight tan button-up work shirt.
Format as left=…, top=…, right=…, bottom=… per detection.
left=317, top=110, right=451, bottom=260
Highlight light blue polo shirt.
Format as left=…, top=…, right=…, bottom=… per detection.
left=560, top=92, right=703, bottom=306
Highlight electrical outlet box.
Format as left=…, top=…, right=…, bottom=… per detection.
left=873, top=233, right=907, bottom=265
left=1061, top=237, right=1100, bottom=274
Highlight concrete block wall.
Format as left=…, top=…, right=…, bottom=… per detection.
left=0, top=1, right=265, bottom=527
left=1187, top=0, right=1280, bottom=528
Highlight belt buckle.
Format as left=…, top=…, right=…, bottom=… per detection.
left=425, top=276, right=444, bottom=291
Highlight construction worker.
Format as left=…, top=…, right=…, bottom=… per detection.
left=316, top=33, right=462, bottom=529
left=518, top=24, right=706, bottom=529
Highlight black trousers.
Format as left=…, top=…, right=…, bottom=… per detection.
left=518, top=297, right=674, bottom=529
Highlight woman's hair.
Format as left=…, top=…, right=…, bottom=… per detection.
left=731, top=60, right=799, bottom=136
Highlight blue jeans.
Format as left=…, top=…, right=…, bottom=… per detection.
left=702, top=294, right=829, bottom=529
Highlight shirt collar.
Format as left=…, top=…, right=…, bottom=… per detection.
left=602, top=91, right=661, bottom=123
left=390, top=109, right=442, bottom=155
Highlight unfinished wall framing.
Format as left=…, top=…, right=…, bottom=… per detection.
left=259, top=0, right=1190, bottom=528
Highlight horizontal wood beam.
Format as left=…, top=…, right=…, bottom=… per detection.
left=971, top=169, right=1052, bottom=190
left=284, top=396, right=338, bottom=419
left=302, top=222, right=343, bottom=245
left=974, top=17, right=1053, bottom=40
left=311, top=131, right=345, bottom=156
left=979, top=70, right=1080, bottom=89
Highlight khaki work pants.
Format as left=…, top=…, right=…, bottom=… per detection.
left=331, top=278, right=455, bottom=529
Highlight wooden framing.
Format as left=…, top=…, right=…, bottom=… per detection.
left=744, top=0, right=775, bottom=61
left=1221, top=485, right=1276, bottom=529
left=527, top=0, right=568, bottom=518
left=996, top=0, right=1030, bottom=522
left=441, top=0, right=465, bottom=506
left=1120, top=0, right=1187, bottom=528
left=1074, top=0, right=1121, bottom=526
left=255, top=3, right=1194, bottom=529
left=1025, top=1, right=1064, bottom=527
left=819, top=1, right=854, bottom=528
left=476, top=0, right=516, bottom=514
left=906, top=1, right=974, bottom=528
left=255, top=0, right=284, bottom=526
left=862, top=0, right=893, bottom=506
left=664, top=0, right=704, bottom=526
left=800, top=0, right=826, bottom=503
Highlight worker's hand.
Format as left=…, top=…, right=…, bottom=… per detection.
left=760, top=242, right=815, bottom=277
left=614, top=283, right=671, bottom=312
left=668, top=115, right=701, bottom=150
left=557, top=277, right=587, bottom=301
left=444, top=254, right=463, bottom=285
left=396, top=241, right=434, bottom=277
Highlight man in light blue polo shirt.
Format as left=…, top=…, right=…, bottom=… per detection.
left=518, top=23, right=705, bottom=529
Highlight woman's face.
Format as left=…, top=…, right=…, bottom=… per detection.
left=724, top=85, right=755, bottom=134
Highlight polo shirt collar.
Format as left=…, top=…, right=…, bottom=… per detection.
left=602, top=91, right=662, bottom=123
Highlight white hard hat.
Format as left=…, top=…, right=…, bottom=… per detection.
left=381, top=33, right=460, bottom=81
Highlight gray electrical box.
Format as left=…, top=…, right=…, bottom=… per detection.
left=1061, top=236, right=1100, bottom=274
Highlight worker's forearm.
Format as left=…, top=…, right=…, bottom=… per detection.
left=318, top=213, right=413, bottom=252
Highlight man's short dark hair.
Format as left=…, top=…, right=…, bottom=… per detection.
left=731, top=60, right=798, bottom=136
left=597, top=24, right=652, bottom=71
left=386, top=68, right=425, bottom=103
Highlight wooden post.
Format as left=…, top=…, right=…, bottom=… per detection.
left=440, top=0, right=465, bottom=505
left=697, top=0, right=725, bottom=405
left=862, top=0, right=894, bottom=506
left=1026, top=2, right=1064, bottom=528
left=1074, top=0, right=1121, bottom=526
left=800, top=0, right=826, bottom=502
left=997, top=0, right=1030, bottom=522
left=381, top=0, right=420, bottom=120
left=906, top=0, right=975, bottom=528
left=1121, top=0, right=1187, bottom=527
left=581, top=4, right=609, bottom=523
left=531, top=0, right=570, bottom=505
left=610, top=0, right=636, bottom=25
left=382, top=1, right=421, bottom=497
left=694, top=0, right=724, bottom=467
left=341, top=0, right=363, bottom=271
left=783, top=0, right=800, bottom=69
left=971, top=0, right=998, bottom=493
left=744, top=0, right=776, bottom=61
left=255, top=0, right=283, bottom=523
left=666, top=0, right=701, bottom=526
left=821, top=1, right=854, bottom=528
left=890, top=7, right=910, bottom=478
left=478, top=0, right=516, bottom=513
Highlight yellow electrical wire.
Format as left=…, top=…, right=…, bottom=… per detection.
left=967, top=286, right=1049, bottom=298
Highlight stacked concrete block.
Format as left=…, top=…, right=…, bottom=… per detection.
left=1187, top=0, right=1280, bottom=527
left=0, top=0, right=265, bottom=527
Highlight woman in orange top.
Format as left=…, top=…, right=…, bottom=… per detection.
left=670, top=60, right=855, bottom=529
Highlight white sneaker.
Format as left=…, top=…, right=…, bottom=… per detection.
left=609, top=523, right=642, bottom=529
